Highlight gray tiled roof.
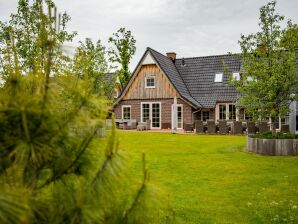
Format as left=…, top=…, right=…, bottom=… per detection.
left=147, top=48, right=201, bottom=108
left=175, top=54, right=242, bottom=108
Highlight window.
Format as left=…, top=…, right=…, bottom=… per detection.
left=145, top=77, right=155, bottom=88
left=247, top=76, right=253, bottom=81
left=202, top=111, right=210, bottom=121
left=122, top=106, right=131, bottom=120
left=217, top=103, right=236, bottom=120
left=142, top=104, right=150, bottom=122
left=244, top=111, right=253, bottom=121
left=228, top=104, right=236, bottom=120
left=214, top=73, right=223, bottom=82
left=172, top=104, right=183, bottom=129
left=232, top=72, right=240, bottom=81
left=141, top=102, right=161, bottom=129
left=219, top=104, right=226, bottom=120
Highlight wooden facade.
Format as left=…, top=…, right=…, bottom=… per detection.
left=123, top=64, right=178, bottom=100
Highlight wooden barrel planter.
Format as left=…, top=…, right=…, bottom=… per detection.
left=247, top=136, right=298, bottom=156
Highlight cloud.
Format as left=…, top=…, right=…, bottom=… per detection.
left=0, top=0, right=297, bottom=69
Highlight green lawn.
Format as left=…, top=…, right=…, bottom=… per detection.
left=118, top=131, right=298, bottom=224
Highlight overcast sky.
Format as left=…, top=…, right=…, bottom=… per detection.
left=0, top=0, right=297, bottom=69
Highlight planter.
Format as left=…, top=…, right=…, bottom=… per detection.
left=247, top=136, right=298, bottom=156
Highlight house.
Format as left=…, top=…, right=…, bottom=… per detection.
left=113, top=47, right=296, bottom=131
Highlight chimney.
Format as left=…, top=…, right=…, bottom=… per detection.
left=166, top=52, right=176, bottom=61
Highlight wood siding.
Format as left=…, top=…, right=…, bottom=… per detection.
left=123, top=64, right=178, bottom=100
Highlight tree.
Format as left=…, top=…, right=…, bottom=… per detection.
left=231, top=1, right=298, bottom=128
left=72, top=38, right=111, bottom=95
left=0, top=1, right=170, bottom=223
left=0, top=0, right=76, bottom=79
left=108, top=27, right=136, bottom=88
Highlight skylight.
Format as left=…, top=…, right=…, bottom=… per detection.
left=214, top=73, right=223, bottom=82
left=232, top=72, right=240, bottom=81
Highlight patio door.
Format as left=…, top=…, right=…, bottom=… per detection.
left=141, top=102, right=161, bottom=129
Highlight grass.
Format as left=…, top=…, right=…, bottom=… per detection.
left=117, top=131, right=298, bottom=224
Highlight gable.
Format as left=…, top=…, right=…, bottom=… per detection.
left=123, top=64, right=178, bottom=100
left=142, top=52, right=155, bottom=65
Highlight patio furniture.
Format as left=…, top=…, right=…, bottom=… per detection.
left=195, top=120, right=204, bottom=134
left=280, top=124, right=289, bottom=133
left=218, top=120, right=229, bottom=134
left=258, top=122, right=269, bottom=133
left=184, top=123, right=194, bottom=132
left=146, top=119, right=151, bottom=130
left=126, top=119, right=137, bottom=129
left=247, top=122, right=256, bottom=135
left=137, top=124, right=145, bottom=131
left=232, top=121, right=243, bottom=135
left=207, top=120, right=216, bottom=134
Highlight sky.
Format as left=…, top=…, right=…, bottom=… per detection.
left=0, top=0, right=297, bottom=69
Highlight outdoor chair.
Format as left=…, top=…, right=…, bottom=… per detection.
left=184, top=123, right=194, bottom=132
left=146, top=119, right=151, bottom=130
left=247, top=122, right=256, bottom=135
left=195, top=120, right=204, bottom=134
left=232, top=121, right=243, bottom=135
left=280, top=124, right=289, bottom=133
left=207, top=120, right=216, bottom=134
left=258, top=122, right=269, bottom=133
left=127, top=119, right=137, bottom=130
left=137, top=123, right=145, bottom=131
left=218, top=120, right=229, bottom=134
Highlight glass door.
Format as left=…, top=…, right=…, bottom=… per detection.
left=151, top=103, right=160, bottom=128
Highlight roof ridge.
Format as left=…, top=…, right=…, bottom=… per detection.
left=175, top=53, right=241, bottom=60
left=147, top=47, right=202, bottom=108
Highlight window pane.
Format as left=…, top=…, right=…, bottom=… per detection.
left=214, top=73, right=223, bottom=82
left=152, top=103, right=160, bottom=128
left=123, top=107, right=131, bottom=119
left=229, top=104, right=236, bottom=120
left=202, top=111, right=209, bottom=121
left=177, top=106, right=182, bottom=128
left=219, top=105, right=226, bottom=120
left=142, top=104, right=150, bottom=122
left=146, top=77, right=155, bottom=87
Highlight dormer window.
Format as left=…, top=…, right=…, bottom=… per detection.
left=214, top=73, right=223, bottom=82
left=232, top=72, right=240, bottom=81
left=145, top=77, right=155, bottom=88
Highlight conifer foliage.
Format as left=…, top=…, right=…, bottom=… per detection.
left=0, top=1, right=169, bottom=223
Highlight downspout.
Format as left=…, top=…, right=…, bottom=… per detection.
left=192, top=108, right=202, bottom=124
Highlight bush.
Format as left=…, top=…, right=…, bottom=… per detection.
left=253, top=132, right=298, bottom=139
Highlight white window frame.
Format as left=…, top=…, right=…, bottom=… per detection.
left=140, top=102, right=161, bottom=129
left=214, top=73, right=223, bottom=82
left=171, top=104, right=183, bottom=129
left=122, top=105, right=131, bottom=120
left=145, top=77, right=156, bottom=88
left=216, top=103, right=237, bottom=121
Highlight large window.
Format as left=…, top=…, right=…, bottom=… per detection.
left=141, top=102, right=161, bottom=129
left=172, top=104, right=183, bottom=129
left=202, top=111, right=210, bottom=121
left=218, top=103, right=237, bottom=120
left=122, top=105, right=131, bottom=119
left=145, top=77, right=155, bottom=88
left=219, top=104, right=226, bottom=120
